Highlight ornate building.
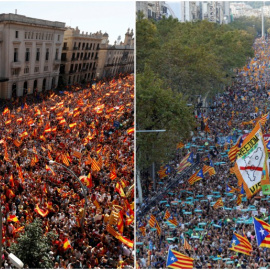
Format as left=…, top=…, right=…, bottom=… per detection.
left=96, top=29, right=134, bottom=80
left=0, top=13, right=65, bottom=99
left=59, top=27, right=103, bottom=86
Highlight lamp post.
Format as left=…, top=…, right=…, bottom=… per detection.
left=24, top=149, right=88, bottom=227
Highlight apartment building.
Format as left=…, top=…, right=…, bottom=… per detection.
left=59, top=27, right=103, bottom=86
left=0, top=13, right=65, bottom=99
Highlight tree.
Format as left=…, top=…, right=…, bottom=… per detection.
left=10, top=219, right=57, bottom=269
left=137, top=65, right=195, bottom=170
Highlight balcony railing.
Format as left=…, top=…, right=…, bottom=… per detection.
left=62, top=47, right=69, bottom=50
left=73, top=47, right=78, bottom=50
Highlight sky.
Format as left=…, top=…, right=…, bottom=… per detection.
left=0, top=1, right=135, bottom=44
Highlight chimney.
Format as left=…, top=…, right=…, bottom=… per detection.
left=15, top=9, right=17, bottom=14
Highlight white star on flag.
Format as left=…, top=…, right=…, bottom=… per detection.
left=170, top=257, right=175, bottom=261
left=259, top=228, right=265, bottom=236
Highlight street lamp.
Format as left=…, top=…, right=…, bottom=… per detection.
left=24, top=149, right=88, bottom=227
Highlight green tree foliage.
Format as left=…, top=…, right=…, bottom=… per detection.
left=10, top=219, right=57, bottom=269
left=137, top=66, right=195, bottom=169
left=136, top=16, right=255, bottom=177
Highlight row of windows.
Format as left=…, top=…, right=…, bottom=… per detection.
left=68, top=73, right=95, bottom=84
left=20, top=31, right=61, bottom=41
left=69, top=62, right=96, bottom=73
left=14, top=48, right=59, bottom=62
left=12, top=65, right=56, bottom=76
left=70, top=42, right=99, bottom=51
left=71, top=52, right=98, bottom=61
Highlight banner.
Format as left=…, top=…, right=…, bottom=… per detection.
left=234, top=122, right=270, bottom=198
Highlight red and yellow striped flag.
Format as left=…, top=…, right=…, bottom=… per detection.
left=148, top=215, right=156, bottom=228
left=184, top=238, right=193, bottom=250
left=91, top=158, right=101, bottom=171
left=34, top=204, right=49, bottom=217
left=213, top=198, right=224, bottom=210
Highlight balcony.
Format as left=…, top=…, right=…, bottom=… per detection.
left=11, top=61, right=22, bottom=68
left=71, top=58, right=78, bottom=61
left=69, top=70, right=75, bottom=74
left=73, top=47, right=78, bottom=50
left=62, top=47, right=69, bottom=51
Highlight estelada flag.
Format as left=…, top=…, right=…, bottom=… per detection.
left=7, top=215, right=19, bottom=223
left=34, top=204, right=49, bottom=217
left=63, top=238, right=71, bottom=250
left=234, top=122, right=270, bottom=198
left=166, top=249, right=194, bottom=269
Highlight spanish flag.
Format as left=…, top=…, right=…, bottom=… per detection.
left=7, top=215, right=19, bottom=223
left=69, top=123, right=77, bottom=129
left=3, top=108, right=10, bottom=115
left=110, top=170, right=117, bottom=180
left=63, top=238, right=71, bottom=250
left=93, top=199, right=100, bottom=209
left=127, top=127, right=134, bottom=134
left=9, top=174, right=14, bottom=187
left=13, top=139, right=21, bottom=148
left=117, top=211, right=124, bottom=234
left=5, top=120, right=11, bottom=125
left=34, top=204, right=49, bottom=217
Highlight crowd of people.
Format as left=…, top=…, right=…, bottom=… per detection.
left=136, top=38, right=270, bottom=269
left=0, top=74, right=134, bottom=268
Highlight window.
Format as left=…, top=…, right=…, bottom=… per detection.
left=24, top=66, right=29, bottom=74
left=36, top=33, right=38, bottom=39
left=55, top=48, right=59, bottom=60
left=78, top=43, right=81, bottom=49
left=34, top=67, right=39, bottom=73
left=45, top=48, right=49, bottom=61
left=12, top=69, right=20, bottom=76
left=15, top=31, right=18, bottom=38
left=58, top=35, right=60, bottom=41
left=82, top=43, right=85, bottom=50
left=44, top=66, right=48, bottom=71
left=36, top=48, right=40, bottom=61
left=14, top=48, right=18, bottom=62
left=25, top=48, right=30, bottom=62
left=93, top=43, right=95, bottom=50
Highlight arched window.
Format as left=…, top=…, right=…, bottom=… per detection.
left=42, top=78, right=46, bottom=91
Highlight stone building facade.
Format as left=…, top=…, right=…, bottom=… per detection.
left=0, top=13, right=65, bottom=99
left=59, top=27, right=103, bottom=86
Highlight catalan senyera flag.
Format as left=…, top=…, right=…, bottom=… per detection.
left=166, top=249, right=194, bottom=269
left=139, top=226, right=146, bottom=236
left=110, top=170, right=117, bottom=180
left=253, top=217, right=270, bottom=248
left=91, top=158, right=101, bottom=171
left=72, top=150, right=82, bottom=159
left=148, top=215, right=156, bottom=228
left=177, top=152, right=193, bottom=173
left=156, top=220, right=161, bottom=236
left=213, top=198, right=224, bottom=210
left=228, top=136, right=243, bottom=163
left=202, top=165, right=216, bottom=176
left=115, top=182, right=126, bottom=197
left=234, top=122, right=270, bottom=198
left=229, top=233, right=252, bottom=256
left=183, top=238, right=193, bottom=250
left=164, top=209, right=171, bottom=220
left=63, top=238, right=71, bottom=250
left=177, top=142, right=185, bottom=149
left=259, top=112, right=269, bottom=126
left=61, top=153, right=70, bottom=167
left=236, top=194, right=243, bottom=205
left=7, top=215, right=19, bottom=223
left=34, top=204, right=49, bottom=217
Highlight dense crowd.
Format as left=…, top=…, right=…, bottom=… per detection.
left=136, top=38, right=270, bottom=269
left=0, top=74, right=134, bottom=268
